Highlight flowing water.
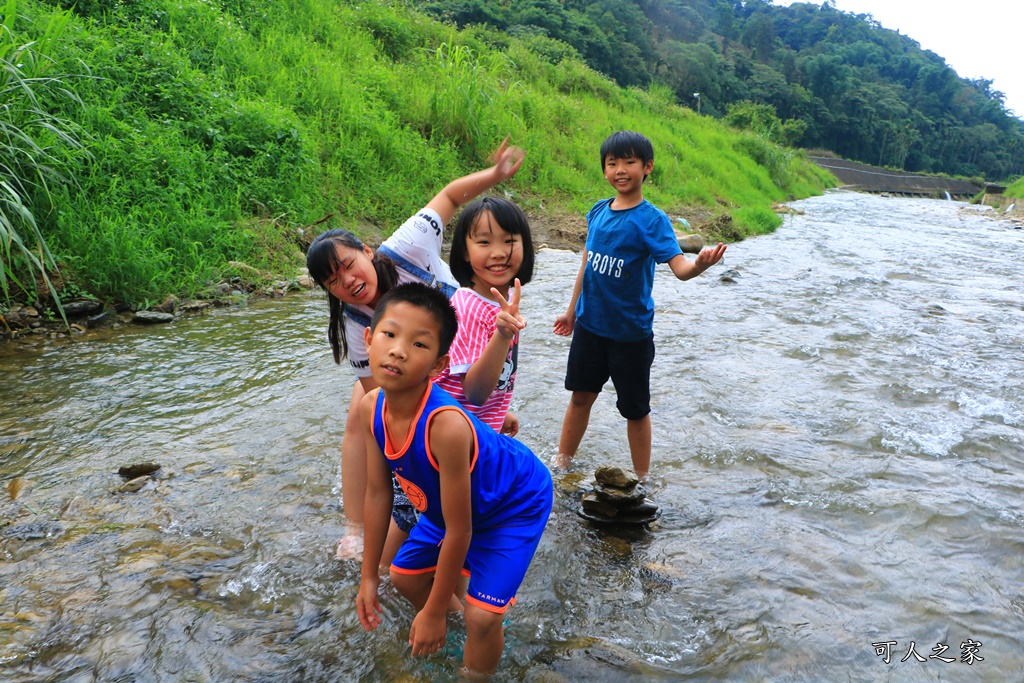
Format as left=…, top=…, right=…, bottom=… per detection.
left=2, top=191, right=1022, bottom=682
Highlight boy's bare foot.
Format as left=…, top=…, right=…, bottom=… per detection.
left=334, top=525, right=364, bottom=561
left=553, top=453, right=574, bottom=470
left=458, top=666, right=492, bottom=681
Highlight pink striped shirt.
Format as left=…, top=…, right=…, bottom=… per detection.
left=433, top=288, right=518, bottom=432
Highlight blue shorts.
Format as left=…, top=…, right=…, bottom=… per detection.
left=390, top=505, right=551, bottom=614
left=565, top=324, right=655, bottom=420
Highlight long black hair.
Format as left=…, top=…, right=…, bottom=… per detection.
left=448, top=196, right=534, bottom=288
left=306, top=229, right=399, bottom=364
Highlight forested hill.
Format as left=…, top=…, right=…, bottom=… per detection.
left=420, top=0, right=1024, bottom=182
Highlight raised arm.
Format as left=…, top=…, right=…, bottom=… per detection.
left=461, top=279, right=526, bottom=406
left=426, top=137, right=525, bottom=226
left=553, top=249, right=587, bottom=336
left=667, top=242, right=727, bottom=281
left=407, top=410, right=474, bottom=655
left=356, top=389, right=394, bottom=632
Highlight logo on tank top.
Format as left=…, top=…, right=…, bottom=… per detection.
left=394, top=472, right=428, bottom=512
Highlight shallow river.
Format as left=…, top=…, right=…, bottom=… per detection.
left=2, top=191, right=1022, bottom=682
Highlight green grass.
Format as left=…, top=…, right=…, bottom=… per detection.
left=4, top=0, right=835, bottom=311
left=1005, top=177, right=1024, bottom=198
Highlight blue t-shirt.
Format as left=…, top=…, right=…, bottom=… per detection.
left=575, top=198, right=682, bottom=341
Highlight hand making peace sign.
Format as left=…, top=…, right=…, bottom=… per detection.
left=490, top=278, right=526, bottom=341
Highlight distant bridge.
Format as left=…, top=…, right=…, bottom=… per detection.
left=808, top=156, right=983, bottom=200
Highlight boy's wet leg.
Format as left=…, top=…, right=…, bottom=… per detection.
left=556, top=390, right=599, bottom=468
left=626, top=414, right=652, bottom=480
left=461, top=604, right=505, bottom=677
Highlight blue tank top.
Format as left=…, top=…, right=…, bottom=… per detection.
left=370, top=384, right=551, bottom=530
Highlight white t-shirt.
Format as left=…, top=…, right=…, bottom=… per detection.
left=345, top=208, right=458, bottom=378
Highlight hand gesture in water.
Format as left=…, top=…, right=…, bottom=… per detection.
left=491, top=278, right=526, bottom=341
left=489, top=136, right=526, bottom=183
left=695, top=242, right=727, bottom=271
left=408, top=609, right=447, bottom=656
left=356, top=579, right=382, bottom=631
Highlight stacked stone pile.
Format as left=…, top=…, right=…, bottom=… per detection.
left=579, top=466, right=660, bottom=525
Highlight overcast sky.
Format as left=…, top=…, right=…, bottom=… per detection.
left=772, top=0, right=1023, bottom=119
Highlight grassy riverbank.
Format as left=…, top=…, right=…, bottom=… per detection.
left=2, top=0, right=833, bottom=317
left=1006, top=177, right=1024, bottom=198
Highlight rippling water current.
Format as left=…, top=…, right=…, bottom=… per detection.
left=2, top=192, right=1023, bottom=682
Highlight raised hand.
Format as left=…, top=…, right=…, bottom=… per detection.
left=490, top=278, right=526, bottom=341
left=694, top=242, right=727, bottom=272
left=552, top=310, right=574, bottom=337
left=490, top=136, right=525, bottom=183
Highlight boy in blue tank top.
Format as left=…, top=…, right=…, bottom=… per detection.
left=355, top=282, right=552, bottom=678
left=553, top=130, right=727, bottom=480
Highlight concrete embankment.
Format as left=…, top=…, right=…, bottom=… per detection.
left=809, top=156, right=982, bottom=200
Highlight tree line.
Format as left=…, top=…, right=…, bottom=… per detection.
left=420, top=0, right=1024, bottom=181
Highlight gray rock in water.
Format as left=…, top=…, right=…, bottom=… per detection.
left=594, top=483, right=646, bottom=505
left=594, top=466, right=639, bottom=490
left=62, top=300, right=103, bottom=317
left=2, top=521, right=64, bottom=540
left=117, top=476, right=151, bottom=493
left=132, top=311, right=174, bottom=324
left=581, top=493, right=618, bottom=518
left=618, top=498, right=659, bottom=516
left=86, top=311, right=112, bottom=328
left=580, top=467, right=660, bottom=526
left=118, top=463, right=161, bottom=478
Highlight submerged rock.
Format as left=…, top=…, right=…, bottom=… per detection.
left=2, top=521, right=64, bottom=540
left=117, top=476, right=151, bottom=493
left=118, top=463, right=161, bottom=479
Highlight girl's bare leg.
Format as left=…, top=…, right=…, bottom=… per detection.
left=336, top=381, right=367, bottom=560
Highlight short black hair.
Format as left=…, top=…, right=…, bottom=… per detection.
left=449, top=196, right=535, bottom=288
left=369, top=282, right=459, bottom=356
left=600, top=130, right=654, bottom=176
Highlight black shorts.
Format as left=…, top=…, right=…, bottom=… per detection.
left=564, top=324, right=655, bottom=420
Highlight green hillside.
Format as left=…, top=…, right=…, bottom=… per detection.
left=1, top=0, right=832, bottom=313
left=420, top=0, right=1024, bottom=182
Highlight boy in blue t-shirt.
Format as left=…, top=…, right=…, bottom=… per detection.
left=356, top=282, right=552, bottom=678
left=553, top=130, right=727, bottom=480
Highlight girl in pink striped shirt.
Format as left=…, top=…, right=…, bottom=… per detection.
left=434, top=197, right=535, bottom=435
